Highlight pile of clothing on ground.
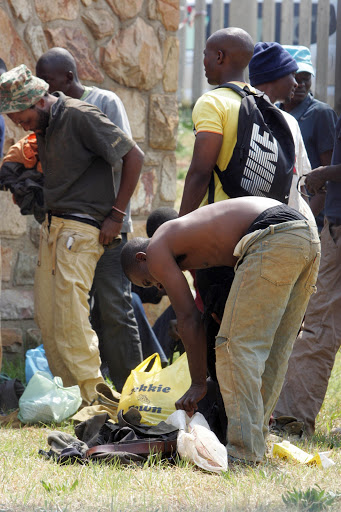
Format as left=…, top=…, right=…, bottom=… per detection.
left=39, top=407, right=179, bottom=466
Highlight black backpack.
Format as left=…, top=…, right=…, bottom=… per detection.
left=208, top=83, right=295, bottom=204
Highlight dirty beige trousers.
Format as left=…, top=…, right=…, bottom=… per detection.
left=34, top=216, right=105, bottom=405
left=274, top=219, right=341, bottom=435
left=215, top=220, right=320, bottom=463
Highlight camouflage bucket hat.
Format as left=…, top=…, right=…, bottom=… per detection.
left=0, top=64, right=49, bottom=114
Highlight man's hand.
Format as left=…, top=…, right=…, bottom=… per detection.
left=175, top=382, right=207, bottom=416
left=305, top=167, right=327, bottom=195
left=99, top=216, right=122, bottom=246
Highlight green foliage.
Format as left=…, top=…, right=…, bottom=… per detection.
left=309, top=432, right=341, bottom=450
left=41, top=479, right=79, bottom=494
left=177, top=169, right=187, bottom=180
left=282, top=485, right=341, bottom=511
left=178, top=106, right=193, bottom=131
left=1, top=356, right=26, bottom=383
left=104, top=374, right=115, bottom=389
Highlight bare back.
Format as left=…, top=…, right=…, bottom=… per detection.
left=148, top=197, right=280, bottom=271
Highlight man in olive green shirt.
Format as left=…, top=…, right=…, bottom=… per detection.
left=0, top=64, right=144, bottom=404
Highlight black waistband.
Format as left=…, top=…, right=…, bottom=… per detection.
left=246, top=204, right=306, bottom=235
left=48, top=212, right=101, bottom=230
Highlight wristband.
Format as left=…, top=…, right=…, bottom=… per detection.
left=111, top=205, right=126, bottom=217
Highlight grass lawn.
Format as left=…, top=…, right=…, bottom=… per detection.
left=0, top=350, right=340, bottom=511
left=1, top=108, right=340, bottom=511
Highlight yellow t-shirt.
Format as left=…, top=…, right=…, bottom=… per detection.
left=192, top=82, right=255, bottom=206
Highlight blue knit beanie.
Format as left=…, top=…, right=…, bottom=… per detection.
left=249, top=42, right=298, bottom=86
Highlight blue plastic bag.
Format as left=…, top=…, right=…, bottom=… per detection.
left=25, top=344, right=53, bottom=383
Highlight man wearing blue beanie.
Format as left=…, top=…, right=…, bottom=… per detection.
left=249, top=42, right=315, bottom=223
left=249, top=42, right=298, bottom=90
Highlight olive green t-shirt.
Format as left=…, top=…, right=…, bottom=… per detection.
left=37, top=92, right=135, bottom=222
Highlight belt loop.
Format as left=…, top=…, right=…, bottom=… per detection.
left=270, top=225, right=275, bottom=235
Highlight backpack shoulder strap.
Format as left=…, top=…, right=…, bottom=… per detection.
left=216, top=82, right=266, bottom=101
left=215, top=82, right=246, bottom=98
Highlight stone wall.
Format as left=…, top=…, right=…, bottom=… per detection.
left=0, top=0, right=180, bottom=361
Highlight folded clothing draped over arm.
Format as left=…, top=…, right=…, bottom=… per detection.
left=0, top=133, right=45, bottom=223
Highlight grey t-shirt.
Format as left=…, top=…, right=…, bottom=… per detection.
left=37, top=92, right=135, bottom=223
left=81, top=86, right=133, bottom=233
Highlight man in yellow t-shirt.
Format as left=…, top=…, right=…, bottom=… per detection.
left=178, top=27, right=255, bottom=381
left=192, top=86, right=248, bottom=206
left=179, top=27, right=254, bottom=215
left=177, top=28, right=255, bottom=444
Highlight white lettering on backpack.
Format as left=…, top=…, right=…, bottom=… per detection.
left=242, top=123, right=279, bottom=196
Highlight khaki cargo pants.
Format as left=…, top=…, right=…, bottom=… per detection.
left=215, top=220, right=320, bottom=463
left=34, top=216, right=105, bottom=405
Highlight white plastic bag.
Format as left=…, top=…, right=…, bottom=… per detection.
left=18, top=371, right=82, bottom=424
left=166, top=410, right=228, bottom=473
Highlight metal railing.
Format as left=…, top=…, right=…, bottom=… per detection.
left=177, top=0, right=341, bottom=113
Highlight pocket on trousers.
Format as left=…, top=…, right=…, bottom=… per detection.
left=59, top=231, right=100, bottom=256
left=215, top=338, right=229, bottom=383
left=260, top=241, right=302, bottom=286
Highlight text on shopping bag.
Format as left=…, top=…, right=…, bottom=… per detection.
left=118, top=352, right=191, bottom=425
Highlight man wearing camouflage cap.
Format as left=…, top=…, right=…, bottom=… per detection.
left=0, top=65, right=144, bottom=405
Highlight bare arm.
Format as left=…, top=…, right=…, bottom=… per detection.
left=100, top=145, right=144, bottom=245
left=179, top=132, right=223, bottom=217
left=174, top=297, right=207, bottom=414
left=148, top=245, right=207, bottom=414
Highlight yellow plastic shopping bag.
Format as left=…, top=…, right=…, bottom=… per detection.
left=117, top=352, right=191, bottom=425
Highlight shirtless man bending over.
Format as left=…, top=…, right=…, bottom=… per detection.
left=121, top=197, right=320, bottom=465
